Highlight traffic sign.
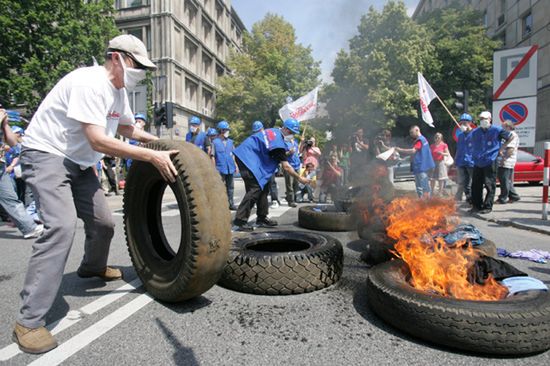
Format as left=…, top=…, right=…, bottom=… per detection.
left=499, top=101, right=528, bottom=126
left=493, top=97, right=537, bottom=148
left=493, top=46, right=538, bottom=100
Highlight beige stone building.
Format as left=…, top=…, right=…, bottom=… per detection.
left=114, top=0, right=245, bottom=138
left=413, top=0, right=549, bottom=152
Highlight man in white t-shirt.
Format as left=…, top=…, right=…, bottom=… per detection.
left=13, top=34, right=178, bottom=354
left=496, top=120, right=521, bottom=204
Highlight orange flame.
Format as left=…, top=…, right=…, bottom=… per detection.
left=385, top=197, right=508, bottom=301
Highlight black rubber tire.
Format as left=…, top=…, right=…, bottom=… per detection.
left=218, top=231, right=343, bottom=295
left=366, top=260, right=550, bottom=355
left=298, top=205, right=355, bottom=232
left=123, top=140, right=232, bottom=302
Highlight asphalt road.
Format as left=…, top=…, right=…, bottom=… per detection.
left=0, top=179, right=549, bottom=365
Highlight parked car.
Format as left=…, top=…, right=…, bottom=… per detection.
left=448, top=149, right=543, bottom=185
left=393, top=156, right=414, bottom=182
left=514, top=149, right=544, bottom=185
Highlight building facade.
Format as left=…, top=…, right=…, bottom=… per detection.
left=114, top=0, right=245, bottom=138
left=413, top=0, right=550, bottom=153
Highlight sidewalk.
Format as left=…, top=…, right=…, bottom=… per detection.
left=393, top=181, right=550, bottom=236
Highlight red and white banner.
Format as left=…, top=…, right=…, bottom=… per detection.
left=418, top=73, right=437, bottom=128
left=279, top=87, right=319, bottom=122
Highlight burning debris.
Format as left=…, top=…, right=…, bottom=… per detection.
left=352, top=161, right=508, bottom=301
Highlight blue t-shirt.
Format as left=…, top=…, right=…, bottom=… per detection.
left=234, top=128, right=288, bottom=189
left=285, top=138, right=301, bottom=171
left=186, top=131, right=209, bottom=153
left=471, top=126, right=510, bottom=168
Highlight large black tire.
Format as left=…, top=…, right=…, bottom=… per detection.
left=366, top=260, right=550, bottom=355
left=298, top=205, right=355, bottom=232
left=219, top=231, right=343, bottom=295
left=123, top=140, right=232, bottom=302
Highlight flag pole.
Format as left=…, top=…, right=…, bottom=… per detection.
left=435, top=95, right=460, bottom=127
left=301, top=121, right=309, bottom=140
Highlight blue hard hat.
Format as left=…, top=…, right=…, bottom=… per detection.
left=11, top=126, right=24, bottom=135
left=217, top=120, right=230, bottom=130
left=189, top=116, right=201, bottom=125
left=252, top=121, right=264, bottom=132
left=459, top=113, right=473, bottom=122
left=207, top=127, right=218, bottom=136
left=283, top=118, right=300, bottom=134
left=134, top=113, right=147, bottom=122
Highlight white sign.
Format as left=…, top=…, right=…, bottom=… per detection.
left=279, top=87, right=319, bottom=122
left=493, top=46, right=538, bottom=100
left=493, top=96, right=537, bottom=148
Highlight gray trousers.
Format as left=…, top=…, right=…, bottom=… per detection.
left=17, top=149, right=115, bottom=328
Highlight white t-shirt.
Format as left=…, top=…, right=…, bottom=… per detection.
left=500, top=131, right=519, bottom=169
left=23, top=66, right=134, bottom=168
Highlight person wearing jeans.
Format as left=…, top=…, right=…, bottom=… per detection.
left=395, top=125, right=435, bottom=198
left=0, top=109, right=43, bottom=239
left=211, top=120, right=238, bottom=210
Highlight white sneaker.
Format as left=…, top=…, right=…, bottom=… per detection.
left=270, top=201, right=279, bottom=209
left=23, top=224, right=44, bottom=239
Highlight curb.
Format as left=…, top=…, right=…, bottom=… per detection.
left=470, top=213, right=550, bottom=236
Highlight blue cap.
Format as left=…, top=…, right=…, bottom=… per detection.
left=206, top=127, right=218, bottom=136
left=134, top=113, right=147, bottom=122
left=217, top=120, right=230, bottom=130
left=459, top=113, right=473, bottom=122
left=11, top=126, right=24, bottom=135
left=189, top=116, right=201, bottom=125
left=252, top=121, right=264, bottom=133
left=283, top=118, right=300, bottom=134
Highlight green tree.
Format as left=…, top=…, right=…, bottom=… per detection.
left=215, top=14, right=321, bottom=144
left=0, top=0, right=119, bottom=111
left=418, top=4, right=501, bottom=125
left=325, top=1, right=436, bottom=140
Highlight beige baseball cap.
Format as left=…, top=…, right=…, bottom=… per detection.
left=108, top=34, right=157, bottom=70
left=479, top=111, right=492, bottom=119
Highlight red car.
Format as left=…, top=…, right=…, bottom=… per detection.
left=448, top=149, right=544, bottom=185
left=514, top=150, right=544, bottom=185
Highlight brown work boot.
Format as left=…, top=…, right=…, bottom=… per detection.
left=12, top=323, right=57, bottom=354
left=77, top=266, right=123, bottom=281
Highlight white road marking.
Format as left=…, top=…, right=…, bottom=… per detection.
left=28, top=294, right=153, bottom=366
left=0, top=279, right=142, bottom=362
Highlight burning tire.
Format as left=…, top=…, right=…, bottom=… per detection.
left=123, top=140, right=232, bottom=302
left=366, top=260, right=550, bottom=355
left=218, top=231, right=343, bottom=295
left=298, top=205, right=355, bottom=232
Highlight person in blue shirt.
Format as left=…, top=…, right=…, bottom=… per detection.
left=395, top=125, right=435, bottom=198
left=469, top=111, right=511, bottom=214
left=454, top=113, right=475, bottom=203
left=185, top=116, right=210, bottom=155
left=284, top=135, right=301, bottom=207
left=125, top=113, right=147, bottom=170
left=211, top=121, right=238, bottom=210
left=232, top=118, right=310, bottom=231
left=252, top=121, right=281, bottom=208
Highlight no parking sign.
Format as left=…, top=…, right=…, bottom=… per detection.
left=493, top=97, right=537, bottom=147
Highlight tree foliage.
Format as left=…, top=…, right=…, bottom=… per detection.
left=215, top=14, right=321, bottom=144
left=324, top=1, right=500, bottom=141
left=0, top=0, right=119, bottom=111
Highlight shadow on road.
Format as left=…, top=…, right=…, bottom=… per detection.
left=156, top=318, right=199, bottom=366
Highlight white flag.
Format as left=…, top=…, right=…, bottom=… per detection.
left=279, top=87, right=319, bottom=122
left=418, top=72, right=438, bottom=128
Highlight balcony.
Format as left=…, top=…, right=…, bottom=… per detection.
left=115, top=4, right=151, bottom=22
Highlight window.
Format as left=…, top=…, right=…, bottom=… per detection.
left=185, top=78, right=198, bottom=108
left=203, top=89, right=213, bottom=113
left=127, top=28, right=143, bottom=42
left=185, top=38, right=198, bottom=70
left=216, top=1, right=224, bottom=22
left=483, top=12, right=488, bottom=28
left=523, top=12, right=533, bottom=38
left=115, top=0, right=148, bottom=9
left=185, top=1, right=197, bottom=29
left=216, top=32, right=224, bottom=55
left=216, top=64, right=224, bottom=82
left=202, top=53, right=212, bottom=80
left=202, top=17, right=212, bottom=44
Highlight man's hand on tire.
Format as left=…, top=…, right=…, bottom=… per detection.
left=150, top=150, right=179, bottom=182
